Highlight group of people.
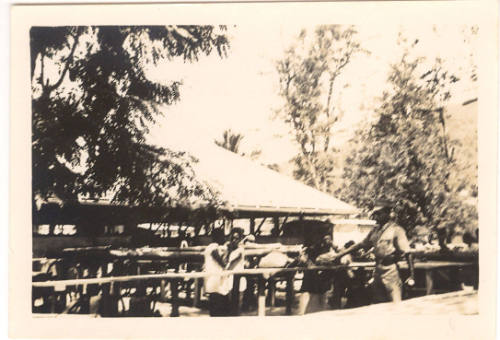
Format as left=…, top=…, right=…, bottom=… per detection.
left=203, top=201, right=417, bottom=316
left=296, top=202, right=415, bottom=312
left=409, top=224, right=479, bottom=252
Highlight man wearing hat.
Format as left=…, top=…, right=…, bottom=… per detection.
left=331, top=200, right=415, bottom=303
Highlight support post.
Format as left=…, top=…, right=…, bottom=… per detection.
left=257, top=276, right=266, bottom=316
left=280, top=216, right=289, bottom=230
left=49, top=292, right=56, bottom=314
left=160, top=280, right=166, bottom=302
left=232, top=275, right=241, bottom=316
left=255, top=218, right=267, bottom=235
left=272, top=217, right=279, bottom=237
left=170, top=279, right=180, bottom=317
left=266, top=278, right=276, bottom=307
left=193, top=278, right=201, bottom=307
left=285, top=272, right=295, bottom=315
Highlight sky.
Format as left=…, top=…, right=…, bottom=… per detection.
left=146, top=24, right=478, bottom=165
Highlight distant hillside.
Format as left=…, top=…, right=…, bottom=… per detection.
left=445, top=99, right=478, bottom=197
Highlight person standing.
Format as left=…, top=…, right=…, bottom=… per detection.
left=328, top=240, right=355, bottom=309
left=297, top=234, right=336, bottom=314
left=332, top=202, right=415, bottom=303
left=204, top=228, right=245, bottom=316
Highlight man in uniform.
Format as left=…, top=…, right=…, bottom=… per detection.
left=332, top=202, right=415, bottom=303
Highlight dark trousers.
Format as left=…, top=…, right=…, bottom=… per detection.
left=209, top=293, right=231, bottom=317
left=331, top=271, right=350, bottom=309
left=241, top=278, right=257, bottom=312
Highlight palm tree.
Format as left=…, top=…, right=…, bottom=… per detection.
left=215, top=129, right=244, bottom=154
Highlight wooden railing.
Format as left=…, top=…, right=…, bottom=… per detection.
left=32, top=261, right=477, bottom=317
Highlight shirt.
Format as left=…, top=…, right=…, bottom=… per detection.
left=361, top=222, right=411, bottom=261
left=203, top=243, right=246, bottom=295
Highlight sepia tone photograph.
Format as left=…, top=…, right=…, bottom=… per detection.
left=9, top=2, right=498, bottom=339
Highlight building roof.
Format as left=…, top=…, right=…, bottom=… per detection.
left=37, top=140, right=359, bottom=221
left=166, top=140, right=358, bottom=218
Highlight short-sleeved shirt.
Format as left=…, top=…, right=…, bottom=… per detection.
left=204, top=243, right=246, bottom=295
left=361, top=222, right=411, bottom=260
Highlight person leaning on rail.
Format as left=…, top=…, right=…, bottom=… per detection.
left=330, top=201, right=416, bottom=303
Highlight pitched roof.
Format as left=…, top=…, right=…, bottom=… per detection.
left=38, top=140, right=359, bottom=220
left=166, top=140, right=358, bottom=217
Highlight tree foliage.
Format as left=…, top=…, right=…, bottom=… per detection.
left=338, top=37, right=477, bottom=235
left=276, top=25, right=365, bottom=192
left=32, top=26, right=229, bottom=208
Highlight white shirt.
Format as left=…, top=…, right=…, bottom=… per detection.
left=203, top=243, right=246, bottom=295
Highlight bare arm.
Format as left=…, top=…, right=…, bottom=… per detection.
left=404, top=253, right=415, bottom=285
left=335, top=242, right=365, bottom=260
left=394, top=226, right=415, bottom=285
left=226, top=252, right=243, bottom=271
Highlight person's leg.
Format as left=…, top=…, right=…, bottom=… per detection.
left=331, top=272, right=347, bottom=309
left=381, top=265, right=403, bottom=303
left=371, top=273, right=388, bottom=304
left=209, top=293, right=226, bottom=317
left=305, top=293, right=323, bottom=314
left=297, top=292, right=310, bottom=315
left=385, top=279, right=402, bottom=303
left=221, top=293, right=232, bottom=316
left=318, top=292, right=328, bottom=311
left=346, top=269, right=368, bottom=308
left=241, top=278, right=257, bottom=312
left=208, top=294, right=217, bottom=316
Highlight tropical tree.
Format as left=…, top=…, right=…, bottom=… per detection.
left=276, top=25, right=366, bottom=192
left=31, top=26, right=229, bottom=208
left=214, top=129, right=244, bottom=154
left=338, top=37, right=477, bottom=236
left=214, top=129, right=263, bottom=162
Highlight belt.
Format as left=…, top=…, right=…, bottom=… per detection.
left=376, top=255, right=398, bottom=266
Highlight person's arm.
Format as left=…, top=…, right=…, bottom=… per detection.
left=210, top=248, right=227, bottom=269
left=336, top=233, right=373, bottom=260
left=315, top=249, right=337, bottom=265
left=332, top=242, right=365, bottom=262
left=226, top=250, right=243, bottom=271
left=335, top=228, right=375, bottom=261
left=394, top=227, right=415, bottom=286
left=285, top=247, right=307, bottom=268
left=404, top=253, right=415, bottom=286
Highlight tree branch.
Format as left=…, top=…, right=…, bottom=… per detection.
left=298, top=142, right=320, bottom=190
left=39, top=53, right=46, bottom=90
left=46, top=31, right=82, bottom=94
left=437, top=107, right=452, bottom=164
left=323, top=75, right=335, bottom=152
left=322, top=53, right=352, bottom=153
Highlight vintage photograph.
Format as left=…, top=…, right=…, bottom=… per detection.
left=29, top=22, right=481, bottom=319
